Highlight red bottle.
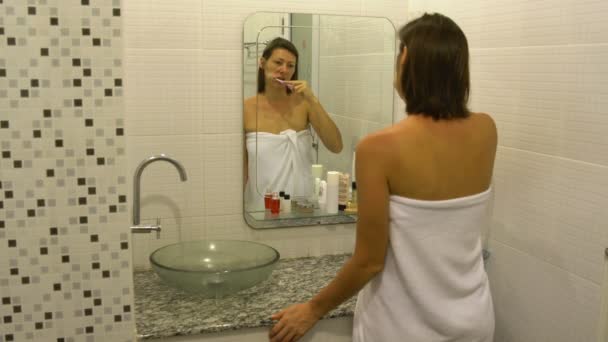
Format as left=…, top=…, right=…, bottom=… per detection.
left=264, top=190, right=272, bottom=210
left=270, top=192, right=281, bottom=215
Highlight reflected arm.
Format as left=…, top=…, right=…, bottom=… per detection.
left=307, top=96, right=343, bottom=154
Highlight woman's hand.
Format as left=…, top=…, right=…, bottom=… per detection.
left=269, top=302, right=321, bottom=342
left=285, top=80, right=316, bottom=102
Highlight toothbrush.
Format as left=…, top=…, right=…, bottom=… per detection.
left=274, top=78, right=294, bottom=91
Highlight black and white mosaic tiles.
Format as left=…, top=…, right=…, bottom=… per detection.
left=0, top=1, right=133, bottom=341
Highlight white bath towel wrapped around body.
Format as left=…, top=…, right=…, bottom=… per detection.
left=245, top=129, right=314, bottom=211
left=353, top=188, right=495, bottom=342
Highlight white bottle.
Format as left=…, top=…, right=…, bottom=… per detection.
left=313, top=177, right=321, bottom=202
left=318, top=180, right=327, bottom=211
left=326, top=171, right=340, bottom=214
left=283, top=194, right=291, bottom=213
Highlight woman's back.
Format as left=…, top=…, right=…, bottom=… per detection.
left=352, top=112, right=497, bottom=342
left=385, top=112, right=496, bottom=201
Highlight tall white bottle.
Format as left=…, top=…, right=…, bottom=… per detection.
left=326, top=171, right=340, bottom=214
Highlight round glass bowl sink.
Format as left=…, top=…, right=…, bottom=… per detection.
left=150, top=240, right=280, bottom=297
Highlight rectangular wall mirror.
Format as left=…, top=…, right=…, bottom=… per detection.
left=243, top=12, right=396, bottom=229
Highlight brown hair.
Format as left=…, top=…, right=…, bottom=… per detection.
left=398, top=13, right=470, bottom=119
left=257, top=37, right=299, bottom=94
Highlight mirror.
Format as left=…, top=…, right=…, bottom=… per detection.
left=243, top=12, right=396, bottom=228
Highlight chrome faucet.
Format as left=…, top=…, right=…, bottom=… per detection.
left=130, top=154, right=187, bottom=235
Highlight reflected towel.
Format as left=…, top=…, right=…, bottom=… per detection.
left=245, top=129, right=314, bottom=211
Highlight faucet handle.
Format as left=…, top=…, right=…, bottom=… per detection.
left=155, top=218, right=161, bottom=239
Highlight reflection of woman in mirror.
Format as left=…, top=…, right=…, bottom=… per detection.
left=269, top=13, right=497, bottom=342
left=244, top=37, right=343, bottom=211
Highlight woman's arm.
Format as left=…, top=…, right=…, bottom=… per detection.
left=287, top=80, right=343, bottom=153
left=269, top=133, right=391, bottom=342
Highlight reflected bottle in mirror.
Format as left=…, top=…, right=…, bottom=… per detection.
left=270, top=192, right=281, bottom=215
left=264, top=189, right=272, bottom=211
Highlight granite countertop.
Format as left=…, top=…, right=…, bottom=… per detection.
left=134, top=254, right=355, bottom=339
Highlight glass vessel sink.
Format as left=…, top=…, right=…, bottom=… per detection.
left=150, top=240, right=280, bottom=297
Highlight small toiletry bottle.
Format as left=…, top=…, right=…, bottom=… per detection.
left=291, top=196, right=298, bottom=212
left=318, top=180, right=327, bottom=211
left=338, top=173, right=350, bottom=211
left=345, top=181, right=358, bottom=213
left=278, top=191, right=285, bottom=211
left=313, top=177, right=321, bottom=203
left=270, top=192, right=280, bottom=215
left=264, top=189, right=272, bottom=210
left=283, top=194, right=291, bottom=212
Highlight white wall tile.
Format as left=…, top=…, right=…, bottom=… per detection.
left=123, top=0, right=203, bottom=50
left=470, top=45, right=608, bottom=166
left=124, top=49, right=203, bottom=136
left=202, top=134, right=244, bottom=216
left=201, top=49, right=243, bottom=134
left=488, top=240, right=600, bottom=342
left=408, top=0, right=608, bottom=49
left=492, top=146, right=608, bottom=284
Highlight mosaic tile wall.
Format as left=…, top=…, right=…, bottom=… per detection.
left=0, top=0, right=134, bottom=341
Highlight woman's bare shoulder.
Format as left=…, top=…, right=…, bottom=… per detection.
left=470, top=112, right=497, bottom=140
left=356, top=124, right=402, bottom=161
left=470, top=112, right=496, bottom=127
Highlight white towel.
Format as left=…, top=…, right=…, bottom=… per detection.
left=353, top=188, right=495, bottom=342
left=244, top=129, right=314, bottom=211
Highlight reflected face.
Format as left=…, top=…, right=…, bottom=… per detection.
left=261, top=48, right=297, bottom=86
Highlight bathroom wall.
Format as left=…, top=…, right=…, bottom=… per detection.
left=407, top=1, right=608, bottom=341
left=123, top=1, right=409, bottom=269
left=0, top=1, right=135, bottom=341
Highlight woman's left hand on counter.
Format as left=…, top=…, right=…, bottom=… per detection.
left=269, top=302, right=320, bottom=342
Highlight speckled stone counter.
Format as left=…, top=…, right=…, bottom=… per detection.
left=134, top=254, right=355, bottom=339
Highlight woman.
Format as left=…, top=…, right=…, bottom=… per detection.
left=269, top=13, right=497, bottom=342
left=243, top=37, right=342, bottom=211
